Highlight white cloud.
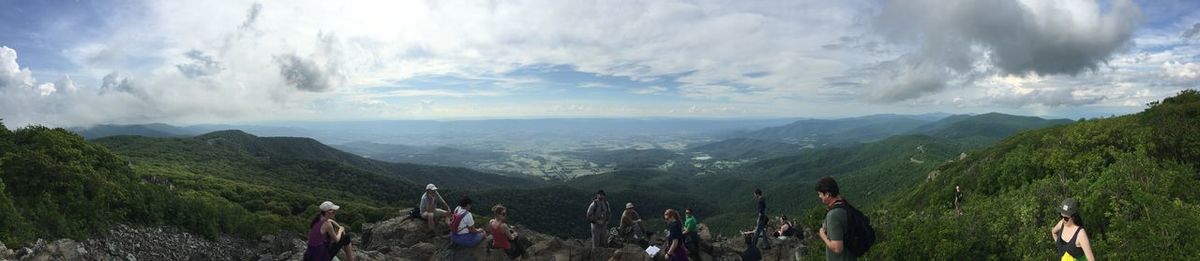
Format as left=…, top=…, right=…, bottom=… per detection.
left=861, top=0, right=1143, bottom=102
left=630, top=86, right=668, bottom=95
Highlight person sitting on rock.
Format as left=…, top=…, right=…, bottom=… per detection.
left=304, top=201, right=356, bottom=261
left=772, top=215, right=797, bottom=239
left=420, top=184, right=452, bottom=231
left=619, top=202, right=645, bottom=240
left=450, top=196, right=485, bottom=248
left=489, top=204, right=528, bottom=259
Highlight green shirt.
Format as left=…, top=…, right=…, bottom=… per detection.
left=824, top=208, right=857, bottom=261
left=683, top=215, right=698, bottom=233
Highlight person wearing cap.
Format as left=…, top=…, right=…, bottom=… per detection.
left=420, top=184, right=452, bottom=231
left=304, top=201, right=355, bottom=261
left=618, top=202, right=645, bottom=240
left=1051, top=198, right=1095, bottom=261
left=585, top=190, right=611, bottom=248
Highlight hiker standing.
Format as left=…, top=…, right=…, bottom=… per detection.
left=816, top=177, right=857, bottom=260
left=954, top=185, right=963, bottom=216
left=1051, top=198, right=1095, bottom=261
left=420, top=184, right=452, bottom=231
left=683, top=208, right=702, bottom=261
left=586, top=190, right=611, bottom=248
left=304, top=201, right=356, bottom=261
left=752, top=188, right=771, bottom=250
left=663, top=209, right=688, bottom=261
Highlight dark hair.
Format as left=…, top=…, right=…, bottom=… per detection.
left=815, top=177, right=840, bottom=197
left=1070, top=213, right=1084, bottom=228
left=458, top=196, right=473, bottom=208
left=596, top=190, right=606, bottom=196
left=308, top=211, right=323, bottom=228
left=754, top=188, right=763, bottom=196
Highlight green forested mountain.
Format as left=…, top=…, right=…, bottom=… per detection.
left=0, top=125, right=410, bottom=247
left=686, top=138, right=802, bottom=160
left=861, top=90, right=1200, bottom=260
left=739, top=114, right=940, bottom=146
left=69, top=123, right=196, bottom=139
left=186, top=130, right=541, bottom=190
left=909, top=112, right=1074, bottom=144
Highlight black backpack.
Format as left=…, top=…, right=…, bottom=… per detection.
left=408, top=207, right=424, bottom=220
left=832, top=201, right=875, bottom=256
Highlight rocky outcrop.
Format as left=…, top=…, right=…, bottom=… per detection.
left=1, top=208, right=813, bottom=260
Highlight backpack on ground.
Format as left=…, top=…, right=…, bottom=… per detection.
left=833, top=201, right=876, bottom=256
left=407, top=207, right=424, bottom=221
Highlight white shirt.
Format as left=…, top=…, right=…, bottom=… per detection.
left=455, top=207, right=474, bottom=234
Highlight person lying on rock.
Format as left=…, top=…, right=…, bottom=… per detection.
left=304, top=201, right=355, bottom=261
left=450, top=196, right=485, bottom=248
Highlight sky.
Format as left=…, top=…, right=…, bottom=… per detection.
left=1, top=0, right=1198, bottom=127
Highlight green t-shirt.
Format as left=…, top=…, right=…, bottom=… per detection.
left=684, top=215, right=698, bottom=233
left=824, top=208, right=857, bottom=261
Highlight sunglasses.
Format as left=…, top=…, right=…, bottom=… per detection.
left=1061, top=216, right=1070, bottom=221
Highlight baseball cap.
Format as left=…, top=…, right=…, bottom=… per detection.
left=426, top=184, right=438, bottom=191
left=1057, top=198, right=1078, bottom=216
left=626, top=202, right=634, bottom=209
left=320, top=201, right=340, bottom=211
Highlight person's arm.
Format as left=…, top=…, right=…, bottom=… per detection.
left=1051, top=219, right=1064, bottom=242
left=819, top=226, right=844, bottom=254
left=667, top=238, right=679, bottom=256
left=323, top=220, right=344, bottom=242
left=1078, top=229, right=1095, bottom=261
left=820, top=210, right=846, bottom=254
left=435, top=192, right=451, bottom=211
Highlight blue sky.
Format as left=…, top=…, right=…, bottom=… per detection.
left=1, top=0, right=1198, bottom=127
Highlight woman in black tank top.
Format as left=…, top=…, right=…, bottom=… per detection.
left=1051, top=198, right=1095, bottom=261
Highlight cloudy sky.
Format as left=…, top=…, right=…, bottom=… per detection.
left=1, top=0, right=1198, bottom=127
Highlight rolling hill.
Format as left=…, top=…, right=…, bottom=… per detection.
left=739, top=114, right=945, bottom=146
left=865, top=90, right=1200, bottom=260
left=69, top=123, right=197, bottom=139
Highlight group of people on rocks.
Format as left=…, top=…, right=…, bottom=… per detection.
left=301, top=177, right=1096, bottom=261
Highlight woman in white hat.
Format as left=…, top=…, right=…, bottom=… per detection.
left=304, top=201, right=355, bottom=261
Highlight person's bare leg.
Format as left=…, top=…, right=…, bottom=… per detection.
left=342, top=243, right=355, bottom=261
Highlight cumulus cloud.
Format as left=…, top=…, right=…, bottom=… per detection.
left=986, top=87, right=1105, bottom=107
left=176, top=50, right=225, bottom=79
left=1182, top=22, right=1200, bottom=39
left=240, top=3, right=262, bottom=30
left=862, top=0, right=1143, bottom=102
left=1163, top=61, right=1200, bottom=84
left=274, top=32, right=346, bottom=92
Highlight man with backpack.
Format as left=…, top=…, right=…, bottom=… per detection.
left=586, top=190, right=611, bottom=248
left=816, top=177, right=873, bottom=260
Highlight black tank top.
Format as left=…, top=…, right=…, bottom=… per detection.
left=1056, top=223, right=1085, bottom=259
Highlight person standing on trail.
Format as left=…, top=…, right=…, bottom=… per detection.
left=816, top=177, right=856, bottom=261
left=683, top=208, right=703, bottom=260
left=663, top=209, right=688, bottom=261
left=954, top=185, right=964, bottom=216
left=586, top=190, right=611, bottom=248
left=751, top=188, right=771, bottom=250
